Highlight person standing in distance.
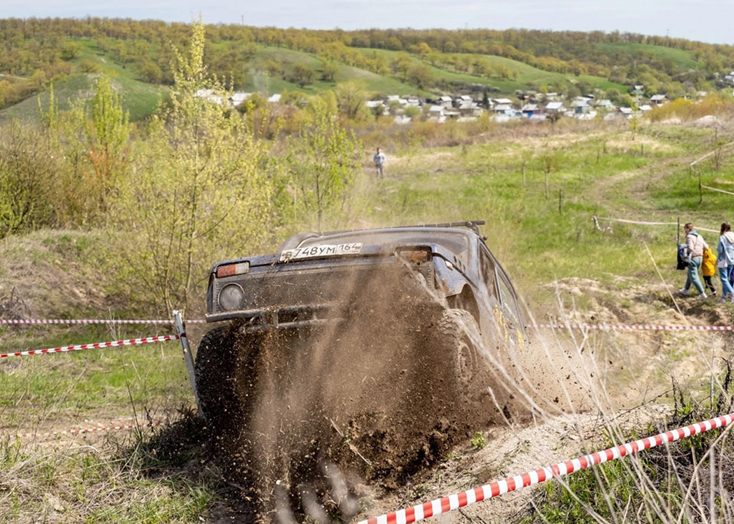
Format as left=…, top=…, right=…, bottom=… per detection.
left=679, top=222, right=708, bottom=300
left=373, top=147, right=386, bottom=178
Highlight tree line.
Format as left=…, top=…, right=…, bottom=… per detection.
left=1, top=17, right=732, bottom=112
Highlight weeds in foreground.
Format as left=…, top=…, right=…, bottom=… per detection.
left=471, top=431, right=488, bottom=450
left=0, top=410, right=224, bottom=523
left=520, top=364, right=734, bottom=524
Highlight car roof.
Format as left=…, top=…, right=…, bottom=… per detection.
left=280, top=226, right=481, bottom=256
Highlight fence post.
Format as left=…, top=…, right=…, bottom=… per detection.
left=522, top=163, right=526, bottom=188
left=173, top=310, right=204, bottom=418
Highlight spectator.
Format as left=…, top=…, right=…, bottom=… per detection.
left=679, top=223, right=708, bottom=300
left=717, top=222, right=734, bottom=303
left=373, top=147, right=386, bottom=178
left=702, top=246, right=717, bottom=297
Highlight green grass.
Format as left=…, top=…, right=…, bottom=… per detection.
left=0, top=331, right=192, bottom=428
left=360, top=124, right=722, bottom=290
left=596, top=42, right=701, bottom=71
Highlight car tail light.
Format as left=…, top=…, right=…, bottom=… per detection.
left=216, top=262, right=250, bottom=278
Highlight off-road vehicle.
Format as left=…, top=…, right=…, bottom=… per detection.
left=195, top=220, right=531, bottom=506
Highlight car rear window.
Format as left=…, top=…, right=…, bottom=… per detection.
left=300, top=231, right=470, bottom=263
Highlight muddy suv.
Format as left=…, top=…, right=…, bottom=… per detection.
left=195, top=221, right=530, bottom=507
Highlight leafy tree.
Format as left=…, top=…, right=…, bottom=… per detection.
left=60, top=41, right=82, bottom=60
left=407, top=63, right=434, bottom=89
left=261, top=59, right=282, bottom=77
left=287, top=106, right=362, bottom=232
left=87, top=75, right=129, bottom=203
left=138, top=60, right=162, bottom=83
left=334, top=81, right=368, bottom=121
left=110, top=20, right=274, bottom=314
left=291, top=64, right=315, bottom=87
left=0, top=123, right=57, bottom=238
left=321, top=59, right=338, bottom=82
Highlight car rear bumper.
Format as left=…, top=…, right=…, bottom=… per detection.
left=206, top=303, right=347, bottom=332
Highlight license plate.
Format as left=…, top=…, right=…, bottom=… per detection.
left=279, top=243, right=362, bottom=262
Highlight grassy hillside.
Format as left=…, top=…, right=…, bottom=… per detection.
left=247, top=46, right=419, bottom=95
left=356, top=48, right=628, bottom=93
left=0, top=73, right=165, bottom=123
left=596, top=42, right=701, bottom=71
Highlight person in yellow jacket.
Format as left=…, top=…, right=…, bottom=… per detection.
left=702, top=246, right=718, bottom=297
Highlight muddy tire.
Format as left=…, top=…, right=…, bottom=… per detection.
left=438, top=308, right=483, bottom=396
left=195, top=326, right=251, bottom=431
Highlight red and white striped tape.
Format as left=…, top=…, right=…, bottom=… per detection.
left=355, top=413, right=734, bottom=524
left=0, top=318, right=206, bottom=325
left=539, top=323, right=734, bottom=332
left=0, top=334, right=181, bottom=358
left=13, top=420, right=169, bottom=439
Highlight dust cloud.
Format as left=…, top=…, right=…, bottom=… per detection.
left=196, top=261, right=595, bottom=521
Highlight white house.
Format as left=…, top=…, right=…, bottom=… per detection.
left=545, top=101, right=565, bottom=113
left=492, top=103, right=514, bottom=115
left=229, top=92, right=252, bottom=106
left=428, top=105, right=445, bottom=117
left=438, top=95, right=453, bottom=108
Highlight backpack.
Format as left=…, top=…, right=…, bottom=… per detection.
left=677, top=243, right=690, bottom=270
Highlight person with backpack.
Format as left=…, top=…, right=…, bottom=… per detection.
left=702, top=246, right=718, bottom=297
left=679, top=223, right=708, bottom=299
left=717, top=222, right=734, bottom=303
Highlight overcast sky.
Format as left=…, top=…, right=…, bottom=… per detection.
left=4, top=0, right=733, bottom=45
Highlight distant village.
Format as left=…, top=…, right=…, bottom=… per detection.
left=194, top=82, right=734, bottom=124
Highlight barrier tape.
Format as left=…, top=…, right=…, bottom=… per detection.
left=0, top=334, right=181, bottom=358
left=3, top=318, right=730, bottom=332
left=12, top=420, right=169, bottom=439
left=538, top=323, right=734, bottom=332
left=355, top=413, right=734, bottom=524
left=0, top=318, right=206, bottom=325
left=594, top=217, right=719, bottom=233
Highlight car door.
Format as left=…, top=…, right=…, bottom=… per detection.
left=476, top=243, right=503, bottom=341
left=494, top=264, right=527, bottom=350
